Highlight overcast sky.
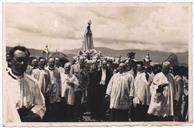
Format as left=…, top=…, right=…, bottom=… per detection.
left=4, top=3, right=191, bottom=53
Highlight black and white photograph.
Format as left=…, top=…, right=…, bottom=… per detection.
left=2, top=2, right=192, bottom=126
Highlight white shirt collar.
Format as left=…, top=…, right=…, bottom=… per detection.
left=7, top=68, right=24, bottom=80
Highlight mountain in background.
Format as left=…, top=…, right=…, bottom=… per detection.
left=6, top=46, right=188, bottom=66
left=62, top=47, right=188, bottom=66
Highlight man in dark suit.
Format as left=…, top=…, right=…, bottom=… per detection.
left=93, top=60, right=113, bottom=121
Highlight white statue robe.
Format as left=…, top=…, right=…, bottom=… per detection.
left=82, top=26, right=94, bottom=51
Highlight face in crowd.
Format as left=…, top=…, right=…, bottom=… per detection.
left=106, top=62, right=111, bottom=70
left=136, top=64, right=144, bottom=73
left=9, top=46, right=30, bottom=76
left=118, top=63, right=125, bottom=74
left=31, top=58, right=38, bottom=68
left=162, top=61, right=171, bottom=75
left=152, top=64, right=162, bottom=75
left=102, top=61, right=107, bottom=69
left=48, top=57, right=55, bottom=69
left=55, top=57, right=60, bottom=68
left=64, top=63, right=71, bottom=74
left=39, top=58, right=46, bottom=69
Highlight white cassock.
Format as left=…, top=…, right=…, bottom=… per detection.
left=133, top=72, right=151, bottom=106
left=38, top=69, right=51, bottom=95
left=106, top=72, right=134, bottom=110
left=30, top=68, right=50, bottom=95
left=147, top=72, right=175, bottom=117
left=5, top=69, right=46, bottom=123
left=31, top=68, right=40, bottom=80
left=61, top=73, right=79, bottom=105
left=5, top=73, right=21, bottom=122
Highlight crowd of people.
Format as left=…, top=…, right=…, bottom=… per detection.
left=5, top=45, right=189, bottom=122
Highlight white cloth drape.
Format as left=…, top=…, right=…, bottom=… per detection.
left=82, top=25, right=94, bottom=51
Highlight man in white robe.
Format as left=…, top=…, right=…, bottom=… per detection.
left=131, top=64, right=151, bottom=121
left=147, top=61, right=175, bottom=121
left=55, top=57, right=65, bottom=76
left=45, top=57, right=62, bottom=121
left=106, top=63, right=134, bottom=121
left=5, top=46, right=46, bottom=123
left=173, top=66, right=184, bottom=121
left=61, top=62, right=79, bottom=121
left=36, top=57, right=51, bottom=95
left=182, top=72, right=188, bottom=121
